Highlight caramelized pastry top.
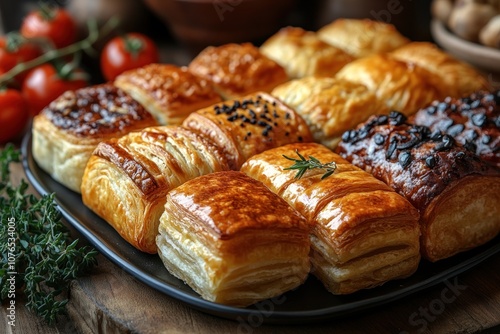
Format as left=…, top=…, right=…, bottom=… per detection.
left=167, top=171, right=309, bottom=238
left=115, top=64, right=221, bottom=111
left=336, top=111, right=498, bottom=210
left=411, top=91, right=500, bottom=167
left=42, top=83, right=155, bottom=137
left=188, top=43, right=288, bottom=98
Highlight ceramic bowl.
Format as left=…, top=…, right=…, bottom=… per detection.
left=143, top=0, right=298, bottom=53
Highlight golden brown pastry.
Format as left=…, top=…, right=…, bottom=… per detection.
left=182, top=92, right=313, bottom=170
left=241, top=142, right=421, bottom=294
left=411, top=90, right=500, bottom=167
left=317, top=18, right=410, bottom=58
left=114, top=63, right=222, bottom=125
left=391, top=42, right=492, bottom=98
left=156, top=171, right=310, bottom=306
left=336, top=111, right=500, bottom=262
left=81, top=126, right=230, bottom=253
left=271, top=77, right=388, bottom=148
left=336, top=54, right=443, bottom=115
left=32, top=83, right=157, bottom=193
left=82, top=92, right=312, bottom=253
left=260, top=27, right=354, bottom=79
left=188, top=43, right=289, bottom=100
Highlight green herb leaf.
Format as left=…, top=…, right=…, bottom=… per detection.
left=282, top=149, right=337, bottom=180
left=0, top=144, right=98, bottom=325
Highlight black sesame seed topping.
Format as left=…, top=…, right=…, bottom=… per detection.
left=470, top=100, right=482, bottom=109
left=447, top=123, right=464, bottom=136
left=398, top=151, right=411, bottom=168
left=426, top=106, right=437, bottom=115
left=456, top=151, right=466, bottom=159
left=430, top=130, right=443, bottom=141
left=441, top=118, right=454, bottom=129
left=377, top=115, right=388, bottom=125
left=374, top=133, right=385, bottom=145
left=437, top=102, right=448, bottom=111
left=342, top=130, right=357, bottom=143
left=434, top=135, right=454, bottom=151
left=388, top=111, right=407, bottom=126
left=482, top=134, right=491, bottom=144
left=425, top=155, right=436, bottom=168
left=386, top=140, right=397, bottom=159
left=471, top=113, right=487, bottom=127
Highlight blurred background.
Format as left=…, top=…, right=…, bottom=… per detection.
left=0, top=0, right=434, bottom=64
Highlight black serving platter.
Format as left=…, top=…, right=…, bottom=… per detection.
left=21, top=133, right=500, bottom=324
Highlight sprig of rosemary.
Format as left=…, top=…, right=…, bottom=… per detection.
left=0, top=144, right=98, bottom=325
left=283, top=149, right=337, bottom=180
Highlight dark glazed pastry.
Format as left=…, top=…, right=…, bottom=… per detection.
left=336, top=111, right=500, bottom=262
left=32, top=83, right=157, bottom=193
left=411, top=90, right=500, bottom=167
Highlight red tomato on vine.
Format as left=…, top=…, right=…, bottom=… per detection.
left=21, top=6, right=77, bottom=49
left=22, top=63, right=88, bottom=116
left=0, top=35, right=41, bottom=85
left=100, top=33, right=159, bottom=81
left=0, top=88, right=29, bottom=143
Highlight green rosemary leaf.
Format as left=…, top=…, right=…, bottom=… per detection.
left=0, top=145, right=98, bottom=325
left=283, top=149, right=337, bottom=180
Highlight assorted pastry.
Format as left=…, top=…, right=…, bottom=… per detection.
left=30, top=18, right=500, bottom=307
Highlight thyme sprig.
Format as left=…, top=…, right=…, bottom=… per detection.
left=0, top=144, right=98, bottom=325
left=283, top=149, right=337, bottom=180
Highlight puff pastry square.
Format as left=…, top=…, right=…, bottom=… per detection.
left=114, top=63, right=222, bottom=125
left=272, top=77, right=388, bottom=148
left=241, top=142, right=421, bottom=294
left=391, top=42, right=491, bottom=98
left=317, top=18, right=409, bottom=58
left=32, top=83, right=157, bottom=193
left=336, top=54, right=443, bottom=115
left=260, top=27, right=353, bottom=79
left=156, top=171, right=310, bottom=306
left=188, top=43, right=289, bottom=100
left=81, top=126, right=230, bottom=253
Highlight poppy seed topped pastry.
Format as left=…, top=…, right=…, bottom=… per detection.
left=32, top=83, right=157, bottom=193
left=188, top=43, right=289, bottom=100
left=156, top=171, right=311, bottom=306
left=241, top=142, right=421, bottom=294
left=182, top=92, right=312, bottom=170
left=260, top=27, right=354, bottom=79
left=115, top=63, right=222, bottom=125
left=411, top=90, right=500, bottom=167
left=336, top=111, right=500, bottom=262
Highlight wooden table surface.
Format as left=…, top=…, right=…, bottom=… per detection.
left=2, top=138, right=500, bottom=334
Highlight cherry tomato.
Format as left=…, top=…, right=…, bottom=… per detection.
left=0, top=35, right=41, bottom=85
left=21, top=7, right=77, bottom=49
left=0, top=88, right=29, bottom=143
left=22, top=63, right=87, bottom=116
left=100, top=33, right=159, bottom=81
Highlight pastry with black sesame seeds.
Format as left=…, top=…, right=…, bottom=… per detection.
left=411, top=90, right=500, bottom=167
